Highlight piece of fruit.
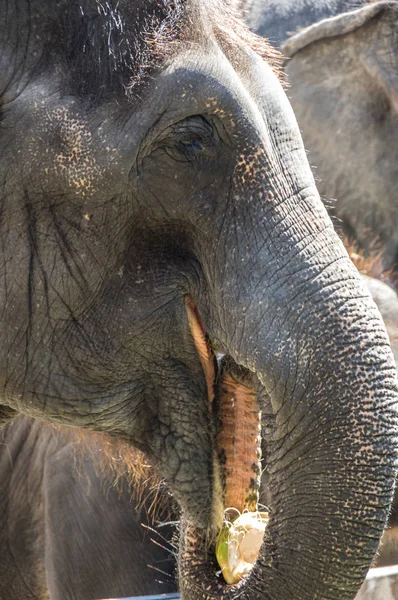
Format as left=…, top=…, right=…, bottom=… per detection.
left=215, top=511, right=269, bottom=584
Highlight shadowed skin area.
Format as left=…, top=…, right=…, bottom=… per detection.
left=0, top=1, right=398, bottom=600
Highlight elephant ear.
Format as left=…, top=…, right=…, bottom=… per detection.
left=282, top=1, right=398, bottom=112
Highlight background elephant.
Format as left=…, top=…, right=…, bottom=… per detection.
left=283, top=1, right=398, bottom=282
left=243, top=0, right=398, bottom=282
left=365, top=276, right=398, bottom=367
left=0, top=2, right=397, bottom=599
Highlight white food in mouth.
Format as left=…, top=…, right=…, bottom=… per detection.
left=216, top=511, right=269, bottom=584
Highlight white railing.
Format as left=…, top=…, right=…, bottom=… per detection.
left=104, top=566, right=398, bottom=600
left=356, top=565, right=398, bottom=599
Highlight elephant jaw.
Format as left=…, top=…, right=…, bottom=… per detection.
left=184, top=297, right=264, bottom=591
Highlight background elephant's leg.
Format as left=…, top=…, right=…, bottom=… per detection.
left=0, top=418, right=49, bottom=600
left=43, top=434, right=177, bottom=600
left=1, top=417, right=178, bottom=599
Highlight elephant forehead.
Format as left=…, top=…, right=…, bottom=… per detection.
left=1, top=0, right=279, bottom=104
left=22, top=103, right=121, bottom=199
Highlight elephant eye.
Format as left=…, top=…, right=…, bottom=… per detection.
left=160, top=115, right=218, bottom=162
left=177, top=136, right=206, bottom=156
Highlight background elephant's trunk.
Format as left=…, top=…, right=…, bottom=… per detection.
left=179, top=189, right=398, bottom=599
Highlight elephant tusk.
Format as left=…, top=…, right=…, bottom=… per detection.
left=184, top=296, right=262, bottom=514
left=184, top=296, right=216, bottom=409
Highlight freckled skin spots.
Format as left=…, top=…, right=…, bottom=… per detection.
left=51, top=108, right=97, bottom=195
left=235, top=147, right=267, bottom=183
left=25, top=104, right=121, bottom=198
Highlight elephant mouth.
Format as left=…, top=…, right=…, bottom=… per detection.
left=185, top=296, right=263, bottom=584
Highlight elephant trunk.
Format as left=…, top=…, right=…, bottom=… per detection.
left=179, top=192, right=398, bottom=599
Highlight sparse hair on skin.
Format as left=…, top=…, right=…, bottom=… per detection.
left=46, top=0, right=187, bottom=99
left=135, top=0, right=284, bottom=95
left=182, top=0, right=283, bottom=79
left=211, top=0, right=283, bottom=76
left=128, top=0, right=185, bottom=91
left=47, top=0, right=283, bottom=101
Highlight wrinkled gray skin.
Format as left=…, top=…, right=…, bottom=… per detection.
left=1, top=1, right=398, bottom=599
left=0, top=417, right=176, bottom=599
left=245, top=0, right=398, bottom=562
left=1, top=278, right=396, bottom=599
left=244, top=0, right=398, bottom=277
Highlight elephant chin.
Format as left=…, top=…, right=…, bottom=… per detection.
left=184, top=297, right=264, bottom=596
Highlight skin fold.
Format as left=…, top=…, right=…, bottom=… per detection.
left=0, top=1, right=398, bottom=599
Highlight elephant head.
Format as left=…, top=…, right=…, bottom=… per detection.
left=282, top=1, right=398, bottom=277
left=0, top=1, right=397, bottom=599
